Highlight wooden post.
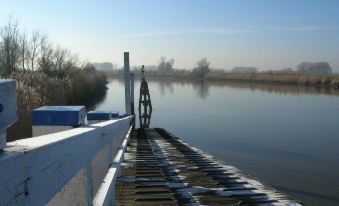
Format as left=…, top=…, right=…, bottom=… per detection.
left=124, top=52, right=131, bottom=115
left=138, top=66, right=152, bottom=128
left=130, top=72, right=135, bottom=115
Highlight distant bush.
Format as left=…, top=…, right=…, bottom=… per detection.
left=297, top=62, right=332, bottom=75
left=65, top=64, right=107, bottom=105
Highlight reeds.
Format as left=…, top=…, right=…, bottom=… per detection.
left=7, top=69, right=107, bottom=140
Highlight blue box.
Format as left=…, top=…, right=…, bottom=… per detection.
left=87, top=111, right=111, bottom=120
left=111, top=112, right=119, bottom=118
left=32, top=106, right=86, bottom=126
left=119, top=114, right=129, bottom=118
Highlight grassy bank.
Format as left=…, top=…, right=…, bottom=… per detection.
left=205, top=72, right=339, bottom=88
left=105, top=69, right=339, bottom=88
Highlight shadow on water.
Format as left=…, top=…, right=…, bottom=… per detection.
left=139, top=110, right=152, bottom=128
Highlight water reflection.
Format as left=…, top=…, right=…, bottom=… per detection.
left=150, top=79, right=339, bottom=98
left=206, top=80, right=339, bottom=96
left=139, top=110, right=152, bottom=128
left=158, top=79, right=174, bottom=96
left=94, top=78, right=339, bottom=206
left=192, top=81, right=210, bottom=99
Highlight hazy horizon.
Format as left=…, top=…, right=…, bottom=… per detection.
left=1, top=0, right=339, bottom=71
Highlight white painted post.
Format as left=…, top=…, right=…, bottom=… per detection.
left=124, top=52, right=131, bottom=115
left=130, top=72, right=135, bottom=115
left=0, top=80, right=18, bottom=151
left=30, top=106, right=89, bottom=206
left=86, top=162, right=93, bottom=206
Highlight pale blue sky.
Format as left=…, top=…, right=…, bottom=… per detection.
left=1, top=0, right=339, bottom=71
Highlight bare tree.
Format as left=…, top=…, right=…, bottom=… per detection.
left=192, top=58, right=210, bottom=79
left=157, top=56, right=174, bottom=75
left=54, top=46, right=69, bottom=71
left=27, top=30, right=46, bottom=70
left=39, top=42, right=55, bottom=73
left=0, top=17, right=20, bottom=76
left=18, top=32, right=28, bottom=71
left=297, top=62, right=332, bottom=75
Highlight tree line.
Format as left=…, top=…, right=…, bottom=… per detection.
left=0, top=18, right=108, bottom=140
left=141, top=56, right=211, bottom=79
left=0, top=18, right=83, bottom=77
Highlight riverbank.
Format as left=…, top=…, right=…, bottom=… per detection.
left=105, top=70, right=339, bottom=89
left=205, top=72, right=339, bottom=88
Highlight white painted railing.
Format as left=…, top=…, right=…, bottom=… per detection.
left=0, top=116, right=132, bottom=206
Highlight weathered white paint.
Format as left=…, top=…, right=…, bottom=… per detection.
left=0, top=117, right=132, bottom=206
left=124, top=52, right=131, bottom=115
left=88, top=120, right=103, bottom=125
left=32, top=125, right=73, bottom=137
left=91, top=144, right=111, bottom=196
left=93, top=127, right=132, bottom=206
left=46, top=168, right=89, bottom=206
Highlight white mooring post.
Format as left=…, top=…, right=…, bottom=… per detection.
left=124, top=52, right=131, bottom=115
left=130, top=72, right=135, bottom=115
left=32, top=106, right=86, bottom=136
left=0, top=80, right=18, bottom=151
left=31, top=106, right=88, bottom=205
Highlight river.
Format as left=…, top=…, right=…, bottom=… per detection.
left=95, top=78, right=339, bottom=206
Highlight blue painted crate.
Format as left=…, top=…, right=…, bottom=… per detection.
left=119, top=114, right=130, bottom=118
left=111, top=111, right=119, bottom=118
left=32, top=106, right=86, bottom=126
left=87, top=111, right=111, bottom=120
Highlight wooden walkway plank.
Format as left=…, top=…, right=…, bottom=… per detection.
left=116, top=128, right=303, bottom=206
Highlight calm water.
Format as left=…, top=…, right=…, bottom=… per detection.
left=96, top=78, right=339, bottom=206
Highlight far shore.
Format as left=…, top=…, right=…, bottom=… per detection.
left=104, top=70, right=339, bottom=89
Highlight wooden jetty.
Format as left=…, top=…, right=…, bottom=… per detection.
left=115, top=128, right=302, bottom=206
left=0, top=52, right=303, bottom=205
